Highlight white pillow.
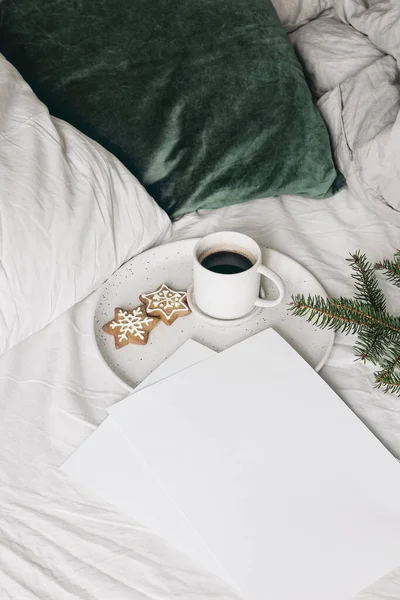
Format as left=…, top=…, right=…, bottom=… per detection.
left=271, top=0, right=333, bottom=31
left=0, top=54, right=171, bottom=355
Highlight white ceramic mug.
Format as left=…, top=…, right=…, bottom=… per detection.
left=193, top=231, right=286, bottom=320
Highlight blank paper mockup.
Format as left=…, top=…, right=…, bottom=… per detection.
left=110, top=328, right=400, bottom=600
left=61, top=340, right=230, bottom=582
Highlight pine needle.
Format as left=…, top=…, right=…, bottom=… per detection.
left=375, top=369, right=400, bottom=395
left=354, top=327, right=389, bottom=365
left=290, top=250, right=400, bottom=396
left=289, top=295, right=400, bottom=338
left=348, top=251, right=386, bottom=311
left=375, top=250, right=400, bottom=288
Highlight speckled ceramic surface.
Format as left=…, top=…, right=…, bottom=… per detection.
left=94, top=239, right=334, bottom=389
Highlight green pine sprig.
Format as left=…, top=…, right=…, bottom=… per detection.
left=375, top=371, right=400, bottom=395
left=375, top=251, right=400, bottom=288
left=374, top=337, right=400, bottom=394
left=290, top=250, right=400, bottom=395
left=348, top=251, right=386, bottom=311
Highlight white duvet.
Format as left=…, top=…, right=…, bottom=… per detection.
left=1, top=2, right=400, bottom=599
left=291, top=0, right=400, bottom=216
left=1, top=189, right=399, bottom=600
left=0, top=55, right=171, bottom=356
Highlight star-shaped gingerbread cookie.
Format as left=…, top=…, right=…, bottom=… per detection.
left=102, top=305, right=159, bottom=349
left=140, top=284, right=191, bottom=326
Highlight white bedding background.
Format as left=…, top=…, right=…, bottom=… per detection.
left=293, top=0, right=400, bottom=216
left=1, top=188, right=399, bottom=600
left=0, top=55, right=171, bottom=356
left=1, top=0, right=400, bottom=598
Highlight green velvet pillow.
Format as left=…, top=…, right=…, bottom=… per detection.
left=0, top=0, right=340, bottom=217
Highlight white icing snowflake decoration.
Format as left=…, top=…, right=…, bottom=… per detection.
left=103, top=305, right=158, bottom=348
left=110, top=308, right=154, bottom=342
left=140, top=284, right=189, bottom=320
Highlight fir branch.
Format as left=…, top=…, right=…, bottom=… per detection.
left=375, top=372, right=400, bottom=395
left=289, top=295, right=400, bottom=338
left=374, top=342, right=400, bottom=395
left=291, top=249, right=400, bottom=395
left=348, top=251, right=386, bottom=311
left=354, top=326, right=390, bottom=365
left=290, top=295, right=363, bottom=335
left=374, top=339, right=400, bottom=379
left=375, top=251, right=400, bottom=288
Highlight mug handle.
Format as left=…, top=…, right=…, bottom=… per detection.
left=254, top=265, right=286, bottom=308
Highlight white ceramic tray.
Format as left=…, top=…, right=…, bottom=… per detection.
left=94, top=238, right=334, bottom=389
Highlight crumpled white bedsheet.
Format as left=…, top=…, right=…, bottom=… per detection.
left=290, top=0, right=400, bottom=216
left=0, top=188, right=399, bottom=600
left=0, top=54, right=171, bottom=357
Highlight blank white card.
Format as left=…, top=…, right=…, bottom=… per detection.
left=61, top=340, right=231, bottom=582
left=110, top=328, right=400, bottom=600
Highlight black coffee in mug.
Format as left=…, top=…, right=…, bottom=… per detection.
left=200, top=250, right=253, bottom=275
